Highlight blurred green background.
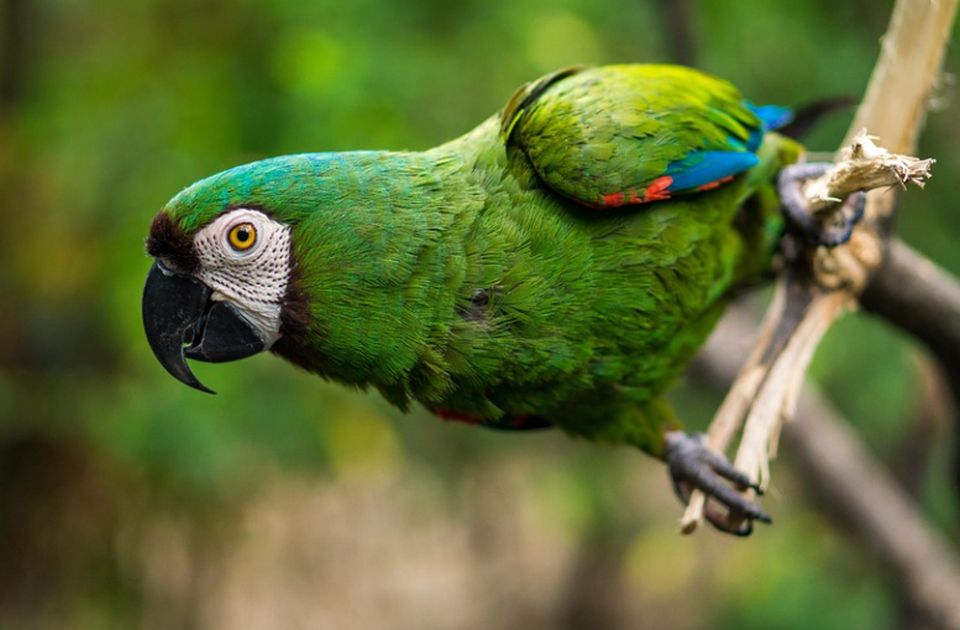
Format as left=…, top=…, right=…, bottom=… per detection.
left=0, top=0, right=957, bottom=627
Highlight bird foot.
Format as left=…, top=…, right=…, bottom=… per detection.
left=664, top=431, right=771, bottom=536
left=777, top=162, right=866, bottom=247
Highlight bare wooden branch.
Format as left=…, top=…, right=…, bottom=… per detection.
left=861, top=239, right=960, bottom=374
left=843, top=0, right=960, bottom=153
left=784, top=397, right=960, bottom=630
left=694, top=306, right=960, bottom=629
left=680, top=0, right=957, bottom=534
left=861, top=239, right=960, bottom=492
left=680, top=134, right=932, bottom=533
left=656, top=0, right=696, bottom=67
left=805, top=131, right=934, bottom=216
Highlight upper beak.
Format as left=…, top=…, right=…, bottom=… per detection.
left=142, top=261, right=265, bottom=393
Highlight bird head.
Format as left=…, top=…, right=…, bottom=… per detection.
left=142, top=155, right=319, bottom=393
left=144, top=150, right=447, bottom=394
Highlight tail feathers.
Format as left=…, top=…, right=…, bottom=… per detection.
left=777, top=95, right=857, bottom=140
left=747, top=103, right=795, bottom=131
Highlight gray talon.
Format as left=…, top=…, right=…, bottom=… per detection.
left=778, top=162, right=866, bottom=247
left=664, top=431, right=772, bottom=535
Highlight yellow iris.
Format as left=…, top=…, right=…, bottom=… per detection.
left=228, top=222, right=257, bottom=251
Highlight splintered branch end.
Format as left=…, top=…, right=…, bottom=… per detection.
left=806, top=130, right=934, bottom=217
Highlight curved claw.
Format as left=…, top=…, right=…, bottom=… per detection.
left=705, top=503, right=754, bottom=537
left=778, top=162, right=867, bottom=247
left=664, top=431, right=772, bottom=535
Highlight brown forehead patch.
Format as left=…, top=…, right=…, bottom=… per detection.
left=146, top=213, right=199, bottom=273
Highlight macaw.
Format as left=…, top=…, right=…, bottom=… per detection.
left=142, top=65, right=861, bottom=534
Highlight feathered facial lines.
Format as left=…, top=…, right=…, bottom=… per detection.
left=147, top=207, right=295, bottom=348
left=189, top=208, right=294, bottom=348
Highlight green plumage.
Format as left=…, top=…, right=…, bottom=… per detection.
left=502, top=65, right=762, bottom=204
left=160, top=64, right=800, bottom=456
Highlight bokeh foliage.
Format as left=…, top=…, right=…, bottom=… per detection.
left=0, top=0, right=956, bottom=627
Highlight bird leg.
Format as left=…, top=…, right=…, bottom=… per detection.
left=777, top=162, right=866, bottom=247
left=664, top=431, right=772, bottom=536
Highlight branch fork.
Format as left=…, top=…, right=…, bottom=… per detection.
left=679, top=132, right=935, bottom=534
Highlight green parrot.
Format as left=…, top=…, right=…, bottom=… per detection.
left=142, top=64, right=859, bottom=534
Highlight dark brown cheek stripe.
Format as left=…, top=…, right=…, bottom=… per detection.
left=146, top=213, right=200, bottom=273
left=270, top=257, right=313, bottom=369
left=277, top=243, right=311, bottom=340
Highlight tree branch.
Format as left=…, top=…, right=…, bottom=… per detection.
left=860, top=238, right=960, bottom=493
left=783, top=398, right=960, bottom=629
left=804, top=131, right=933, bottom=217
left=861, top=239, right=960, bottom=378
left=656, top=0, right=696, bottom=67
left=679, top=135, right=932, bottom=532
left=680, top=0, right=958, bottom=533
left=695, top=304, right=960, bottom=629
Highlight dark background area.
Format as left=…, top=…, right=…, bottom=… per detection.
left=0, top=0, right=956, bottom=627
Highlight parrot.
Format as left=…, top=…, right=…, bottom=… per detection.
left=142, top=64, right=863, bottom=534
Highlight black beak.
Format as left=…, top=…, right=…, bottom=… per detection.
left=142, top=261, right=265, bottom=393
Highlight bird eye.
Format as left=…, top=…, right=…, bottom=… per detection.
left=227, top=222, right=257, bottom=251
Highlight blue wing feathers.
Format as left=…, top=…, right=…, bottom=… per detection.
left=661, top=101, right=789, bottom=193
left=665, top=150, right=759, bottom=192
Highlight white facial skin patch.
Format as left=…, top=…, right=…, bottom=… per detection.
left=192, top=209, right=292, bottom=348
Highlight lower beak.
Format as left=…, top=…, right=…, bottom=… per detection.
left=142, top=261, right=265, bottom=393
